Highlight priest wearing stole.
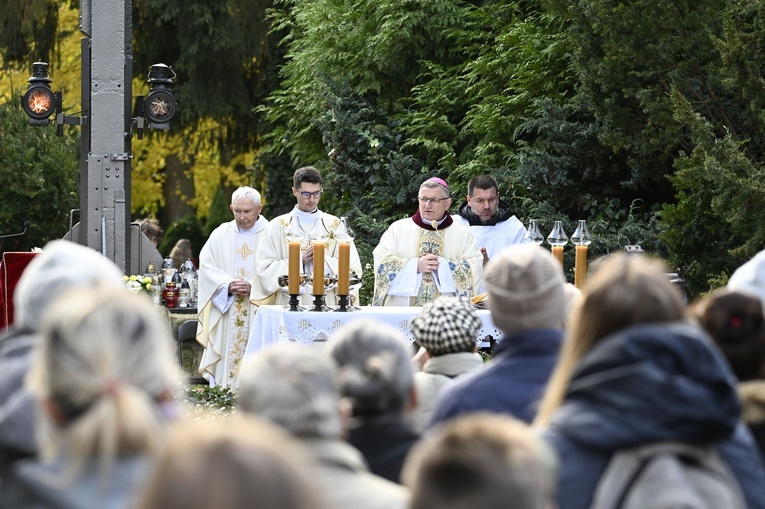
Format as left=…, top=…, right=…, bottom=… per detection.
left=254, top=166, right=362, bottom=307
left=197, top=186, right=269, bottom=388
left=372, top=178, right=482, bottom=306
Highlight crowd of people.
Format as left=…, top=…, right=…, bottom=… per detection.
left=2, top=168, right=765, bottom=508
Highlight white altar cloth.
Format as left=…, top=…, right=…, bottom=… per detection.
left=244, top=305, right=502, bottom=358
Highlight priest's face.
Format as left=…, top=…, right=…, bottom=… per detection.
left=293, top=182, right=322, bottom=213
left=230, top=197, right=262, bottom=230
left=418, top=185, right=452, bottom=222
left=466, top=186, right=499, bottom=224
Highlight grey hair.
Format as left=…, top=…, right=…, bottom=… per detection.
left=14, top=240, right=125, bottom=331
left=238, top=345, right=342, bottom=439
left=419, top=180, right=450, bottom=198
left=328, top=320, right=414, bottom=418
left=28, top=285, right=179, bottom=480
left=231, top=186, right=262, bottom=205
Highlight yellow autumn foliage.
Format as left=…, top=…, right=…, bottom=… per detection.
left=0, top=3, right=259, bottom=220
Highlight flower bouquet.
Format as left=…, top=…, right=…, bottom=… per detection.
left=124, top=275, right=153, bottom=295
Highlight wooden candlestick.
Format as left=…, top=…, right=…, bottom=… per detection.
left=288, top=242, right=300, bottom=294
left=312, top=242, right=325, bottom=295
left=575, top=245, right=587, bottom=289
left=552, top=245, right=564, bottom=265
left=338, top=242, right=350, bottom=295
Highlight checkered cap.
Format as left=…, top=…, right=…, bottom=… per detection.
left=411, top=296, right=482, bottom=356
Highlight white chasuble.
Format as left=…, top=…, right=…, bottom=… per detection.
left=452, top=214, right=529, bottom=293
left=452, top=214, right=528, bottom=260
left=372, top=218, right=482, bottom=307
left=253, top=207, right=362, bottom=307
left=197, top=217, right=268, bottom=388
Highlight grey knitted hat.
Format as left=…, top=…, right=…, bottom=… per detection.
left=411, top=296, right=481, bottom=356
left=484, top=244, right=567, bottom=333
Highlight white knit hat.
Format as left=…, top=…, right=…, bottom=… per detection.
left=484, top=244, right=567, bottom=333
left=14, top=240, right=125, bottom=330
left=728, top=249, right=765, bottom=309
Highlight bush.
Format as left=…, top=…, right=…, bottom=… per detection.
left=0, top=95, right=79, bottom=254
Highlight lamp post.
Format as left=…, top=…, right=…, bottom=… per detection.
left=19, top=0, right=175, bottom=274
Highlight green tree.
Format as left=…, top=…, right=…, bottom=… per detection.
left=0, top=97, right=79, bottom=253
left=525, top=0, right=765, bottom=294
left=262, top=0, right=582, bottom=257
left=0, top=0, right=288, bottom=227
left=131, top=0, right=287, bottom=224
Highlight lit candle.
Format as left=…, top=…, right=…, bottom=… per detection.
left=552, top=245, right=564, bottom=265
left=338, top=242, right=350, bottom=295
left=288, top=242, right=300, bottom=294
left=575, top=245, right=587, bottom=289
left=312, top=242, right=325, bottom=295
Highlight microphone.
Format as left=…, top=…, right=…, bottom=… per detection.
left=0, top=221, right=31, bottom=240
left=429, top=219, right=472, bottom=296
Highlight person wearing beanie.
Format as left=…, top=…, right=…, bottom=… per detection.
left=372, top=177, right=482, bottom=306
left=728, top=249, right=765, bottom=308
left=426, top=244, right=567, bottom=428
left=409, top=296, right=486, bottom=432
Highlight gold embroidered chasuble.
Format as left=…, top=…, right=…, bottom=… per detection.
left=372, top=218, right=482, bottom=307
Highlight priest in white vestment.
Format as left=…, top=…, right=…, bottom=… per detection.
left=253, top=166, right=362, bottom=307
left=452, top=175, right=529, bottom=293
left=197, top=187, right=269, bottom=387
left=372, top=178, right=482, bottom=306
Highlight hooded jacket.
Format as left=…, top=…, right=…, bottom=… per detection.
left=543, top=322, right=765, bottom=509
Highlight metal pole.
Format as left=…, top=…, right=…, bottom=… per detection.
left=78, top=0, right=132, bottom=272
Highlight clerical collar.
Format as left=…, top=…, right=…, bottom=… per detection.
left=411, top=210, right=453, bottom=230
left=236, top=215, right=266, bottom=235
left=292, top=207, right=320, bottom=220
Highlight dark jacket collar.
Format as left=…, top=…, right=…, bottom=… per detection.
left=457, top=199, right=515, bottom=226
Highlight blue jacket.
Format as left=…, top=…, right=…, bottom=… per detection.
left=543, top=322, right=765, bottom=509
left=427, top=328, right=563, bottom=427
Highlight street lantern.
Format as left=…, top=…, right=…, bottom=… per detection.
left=21, top=62, right=56, bottom=126
left=144, top=63, right=177, bottom=129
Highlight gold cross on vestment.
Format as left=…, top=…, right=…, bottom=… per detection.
left=237, top=243, right=255, bottom=260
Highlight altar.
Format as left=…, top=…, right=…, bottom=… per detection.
left=244, top=305, right=503, bottom=359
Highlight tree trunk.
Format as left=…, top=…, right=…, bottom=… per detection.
left=163, top=153, right=195, bottom=224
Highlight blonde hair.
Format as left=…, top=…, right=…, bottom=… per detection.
left=534, top=253, right=685, bottom=425
left=137, top=415, right=325, bottom=509
left=403, top=413, right=557, bottom=509
left=138, top=218, right=163, bottom=246
left=28, top=285, right=179, bottom=480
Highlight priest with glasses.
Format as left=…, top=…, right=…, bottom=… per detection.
left=372, top=178, right=482, bottom=306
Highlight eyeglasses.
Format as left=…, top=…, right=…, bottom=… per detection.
left=298, top=189, right=323, bottom=199
left=418, top=196, right=450, bottom=204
